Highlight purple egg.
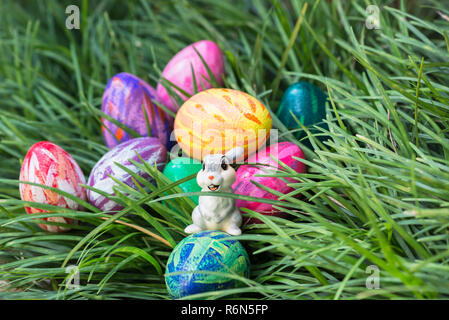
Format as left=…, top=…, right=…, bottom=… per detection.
left=101, top=72, right=174, bottom=149
left=87, top=137, right=167, bottom=212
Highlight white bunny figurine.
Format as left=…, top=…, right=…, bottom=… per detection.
left=184, top=147, right=244, bottom=236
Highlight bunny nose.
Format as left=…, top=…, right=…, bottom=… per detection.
left=208, top=175, right=214, bottom=180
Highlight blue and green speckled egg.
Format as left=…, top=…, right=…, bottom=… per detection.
left=162, top=157, right=202, bottom=204
left=276, top=82, right=328, bottom=139
left=165, top=231, right=250, bottom=299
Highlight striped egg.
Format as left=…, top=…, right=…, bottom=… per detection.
left=156, top=40, right=225, bottom=112
left=101, top=72, right=174, bottom=150
left=19, top=141, right=86, bottom=232
left=232, top=142, right=306, bottom=224
left=174, top=88, right=272, bottom=161
left=87, top=137, right=167, bottom=212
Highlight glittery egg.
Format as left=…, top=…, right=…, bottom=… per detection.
left=165, top=231, right=250, bottom=299
left=162, top=157, right=202, bottom=204
left=19, top=141, right=87, bottom=232
left=276, top=82, right=328, bottom=138
left=156, top=40, right=225, bottom=112
left=87, top=137, right=167, bottom=212
left=101, top=72, right=174, bottom=149
left=232, top=141, right=306, bottom=223
left=174, top=88, right=272, bottom=161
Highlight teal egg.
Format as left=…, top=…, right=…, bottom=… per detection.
left=165, top=231, right=250, bottom=299
left=276, top=82, right=328, bottom=139
left=163, top=157, right=202, bottom=204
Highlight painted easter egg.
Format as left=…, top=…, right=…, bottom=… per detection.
left=163, top=157, right=202, bottom=204
left=232, top=141, right=306, bottom=223
left=276, top=82, right=328, bottom=139
left=19, top=141, right=86, bottom=232
left=87, top=137, right=167, bottom=212
left=156, top=40, right=225, bottom=112
left=174, top=88, right=272, bottom=161
left=165, top=230, right=250, bottom=299
left=101, top=72, right=174, bottom=150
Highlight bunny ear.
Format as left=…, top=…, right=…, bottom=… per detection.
left=225, top=147, right=244, bottom=163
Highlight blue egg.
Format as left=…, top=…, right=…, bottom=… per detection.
left=165, top=231, right=250, bottom=299
left=276, top=82, right=328, bottom=139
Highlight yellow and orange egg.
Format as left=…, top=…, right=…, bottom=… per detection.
left=174, top=88, right=272, bottom=160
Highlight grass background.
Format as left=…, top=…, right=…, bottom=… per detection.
left=0, top=0, right=449, bottom=299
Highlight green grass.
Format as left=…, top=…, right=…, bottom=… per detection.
left=1, top=0, right=449, bottom=300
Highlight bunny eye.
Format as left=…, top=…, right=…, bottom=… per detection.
left=202, top=163, right=205, bottom=171
left=221, top=161, right=228, bottom=170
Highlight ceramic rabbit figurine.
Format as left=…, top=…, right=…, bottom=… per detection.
left=184, top=147, right=244, bottom=236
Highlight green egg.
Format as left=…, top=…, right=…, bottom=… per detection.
left=163, top=157, right=202, bottom=204
left=276, top=81, right=328, bottom=141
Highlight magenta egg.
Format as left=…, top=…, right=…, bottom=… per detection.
left=87, top=137, right=167, bottom=212
left=232, top=141, right=306, bottom=223
left=101, top=72, right=174, bottom=150
left=156, top=40, right=225, bottom=112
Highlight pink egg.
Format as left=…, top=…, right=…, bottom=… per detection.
left=232, top=142, right=306, bottom=223
left=156, top=40, right=225, bottom=112
left=19, top=141, right=87, bottom=232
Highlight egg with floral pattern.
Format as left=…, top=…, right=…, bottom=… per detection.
left=232, top=141, right=306, bottom=223
left=101, top=72, right=174, bottom=149
left=174, top=88, right=272, bottom=161
left=19, top=141, right=87, bottom=232
left=156, top=40, right=225, bottom=112
left=87, top=137, right=167, bottom=212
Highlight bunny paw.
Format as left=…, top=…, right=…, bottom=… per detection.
left=185, top=224, right=203, bottom=234
left=224, top=226, right=242, bottom=236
